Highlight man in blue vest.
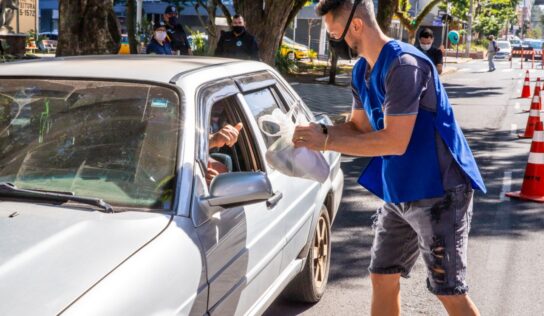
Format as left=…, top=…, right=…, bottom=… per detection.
left=293, top=1, right=485, bottom=315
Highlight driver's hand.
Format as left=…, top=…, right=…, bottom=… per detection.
left=209, top=123, right=243, bottom=148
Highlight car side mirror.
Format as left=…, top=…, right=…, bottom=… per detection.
left=206, top=172, right=274, bottom=207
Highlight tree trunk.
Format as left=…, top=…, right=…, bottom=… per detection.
left=127, top=0, right=139, bottom=54
left=57, top=0, right=121, bottom=57
left=377, top=0, right=399, bottom=35
left=235, top=0, right=306, bottom=65
left=408, top=29, right=416, bottom=44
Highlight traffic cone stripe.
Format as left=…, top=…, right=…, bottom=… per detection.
left=533, top=131, right=544, bottom=142
left=530, top=109, right=540, bottom=116
left=534, top=96, right=540, bottom=103
left=528, top=153, right=544, bottom=164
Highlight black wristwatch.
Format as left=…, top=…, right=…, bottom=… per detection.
left=319, top=123, right=328, bottom=135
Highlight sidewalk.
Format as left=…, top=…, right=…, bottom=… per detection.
left=292, top=62, right=460, bottom=122
left=291, top=83, right=352, bottom=124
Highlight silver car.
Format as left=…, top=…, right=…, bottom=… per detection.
left=0, top=56, right=344, bottom=315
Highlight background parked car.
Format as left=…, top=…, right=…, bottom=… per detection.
left=494, top=40, right=512, bottom=61
left=281, top=36, right=310, bottom=60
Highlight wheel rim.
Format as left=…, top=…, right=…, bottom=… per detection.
left=312, top=215, right=329, bottom=288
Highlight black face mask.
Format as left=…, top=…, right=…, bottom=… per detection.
left=329, top=0, right=362, bottom=60
left=232, top=26, right=245, bottom=34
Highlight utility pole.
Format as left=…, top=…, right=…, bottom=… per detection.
left=466, top=0, right=473, bottom=57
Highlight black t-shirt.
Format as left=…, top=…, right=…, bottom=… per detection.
left=214, top=30, right=259, bottom=61
left=417, top=45, right=443, bottom=67
left=164, top=17, right=191, bottom=55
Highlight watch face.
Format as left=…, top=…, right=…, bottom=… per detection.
left=236, top=40, right=242, bottom=47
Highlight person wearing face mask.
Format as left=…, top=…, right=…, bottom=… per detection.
left=146, top=22, right=173, bottom=55
left=214, top=14, right=259, bottom=60
left=162, top=6, right=192, bottom=56
left=417, top=28, right=443, bottom=75
left=292, top=1, right=485, bottom=315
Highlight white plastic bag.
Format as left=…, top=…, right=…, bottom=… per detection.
left=257, top=107, right=330, bottom=183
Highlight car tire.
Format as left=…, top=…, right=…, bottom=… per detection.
left=287, top=51, right=296, bottom=61
left=283, top=205, right=331, bottom=303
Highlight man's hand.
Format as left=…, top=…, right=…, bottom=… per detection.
left=209, top=123, right=243, bottom=149
left=206, top=158, right=229, bottom=185
left=292, top=123, right=327, bottom=151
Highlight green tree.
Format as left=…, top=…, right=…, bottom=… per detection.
left=473, top=0, right=517, bottom=38
left=396, top=0, right=444, bottom=44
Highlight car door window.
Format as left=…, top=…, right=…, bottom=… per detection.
left=243, top=88, right=295, bottom=148
left=203, top=95, right=265, bottom=185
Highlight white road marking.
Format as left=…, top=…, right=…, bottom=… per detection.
left=499, top=171, right=512, bottom=202
left=511, top=123, right=518, bottom=135
left=514, top=102, right=521, bottom=110
left=516, top=89, right=521, bottom=93
left=502, top=69, right=514, bottom=72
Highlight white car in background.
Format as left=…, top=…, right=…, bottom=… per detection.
left=494, top=40, right=512, bottom=60
left=0, top=56, right=344, bottom=315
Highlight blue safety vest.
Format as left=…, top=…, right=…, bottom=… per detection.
left=352, top=40, right=486, bottom=203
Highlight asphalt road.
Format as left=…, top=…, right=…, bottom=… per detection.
left=265, top=59, right=544, bottom=316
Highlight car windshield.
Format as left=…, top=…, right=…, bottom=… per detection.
left=497, top=42, right=510, bottom=49
left=283, top=37, right=295, bottom=45
left=0, top=79, right=181, bottom=209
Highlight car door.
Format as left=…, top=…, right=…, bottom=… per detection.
left=234, top=72, right=322, bottom=272
left=191, top=79, right=285, bottom=315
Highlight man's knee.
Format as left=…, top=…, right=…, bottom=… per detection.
left=436, top=294, right=469, bottom=305
left=370, top=273, right=401, bottom=291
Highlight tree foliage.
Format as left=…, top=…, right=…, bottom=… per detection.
left=473, top=0, right=517, bottom=37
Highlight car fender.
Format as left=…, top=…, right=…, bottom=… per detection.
left=63, top=216, right=207, bottom=316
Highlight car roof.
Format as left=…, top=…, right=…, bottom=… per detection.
left=0, top=55, right=250, bottom=84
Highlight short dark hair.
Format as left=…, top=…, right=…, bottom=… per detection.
left=419, top=28, right=434, bottom=39
left=315, top=0, right=377, bottom=27
left=316, top=0, right=346, bottom=17
left=233, top=14, right=243, bottom=20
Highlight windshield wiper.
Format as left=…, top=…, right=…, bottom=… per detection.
left=0, top=183, right=114, bottom=213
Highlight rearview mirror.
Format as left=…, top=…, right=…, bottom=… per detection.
left=206, top=172, right=273, bottom=207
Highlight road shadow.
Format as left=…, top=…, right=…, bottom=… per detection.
left=443, top=83, right=503, bottom=98
left=461, top=128, right=544, bottom=237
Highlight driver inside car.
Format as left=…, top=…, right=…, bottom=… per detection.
left=207, top=121, right=243, bottom=185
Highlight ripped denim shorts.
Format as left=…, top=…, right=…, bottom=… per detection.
left=369, top=184, right=474, bottom=295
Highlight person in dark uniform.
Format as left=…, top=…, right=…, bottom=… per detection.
left=215, top=15, right=259, bottom=60
left=163, top=5, right=192, bottom=56
left=146, top=22, right=173, bottom=55
left=416, top=28, right=443, bottom=74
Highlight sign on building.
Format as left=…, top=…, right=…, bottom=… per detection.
left=9, top=0, right=38, bottom=33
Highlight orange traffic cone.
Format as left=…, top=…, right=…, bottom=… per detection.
left=533, top=78, right=541, bottom=108
left=524, top=92, right=542, bottom=113
left=519, top=109, right=541, bottom=139
left=507, top=122, right=544, bottom=203
left=521, top=70, right=532, bottom=98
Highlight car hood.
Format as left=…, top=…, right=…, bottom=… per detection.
left=0, top=201, right=172, bottom=315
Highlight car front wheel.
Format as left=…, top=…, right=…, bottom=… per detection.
left=283, top=205, right=331, bottom=303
